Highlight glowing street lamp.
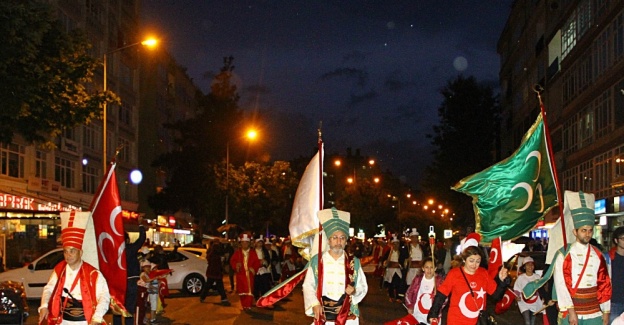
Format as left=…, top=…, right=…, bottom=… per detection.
left=225, top=128, right=259, bottom=231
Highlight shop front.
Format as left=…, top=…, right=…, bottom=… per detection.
left=0, top=192, right=84, bottom=269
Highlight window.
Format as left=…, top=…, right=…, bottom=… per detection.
left=82, top=164, right=99, bottom=194
left=577, top=106, right=594, bottom=149
left=0, top=143, right=25, bottom=178
left=83, top=124, right=101, bottom=151
left=55, top=157, right=75, bottom=188
left=117, top=137, right=131, bottom=163
left=36, top=151, right=47, bottom=179
left=119, top=104, right=133, bottom=127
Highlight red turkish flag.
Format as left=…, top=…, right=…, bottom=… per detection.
left=494, top=288, right=516, bottom=314
left=488, top=236, right=502, bottom=279
left=383, top=313, right=419, bottom=325
left=90, top=163, right=128, bottom=315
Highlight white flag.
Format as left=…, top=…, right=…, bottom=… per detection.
left=545, top=191, right=578, bottom=264
left=289, top=146, right=323, bottom=260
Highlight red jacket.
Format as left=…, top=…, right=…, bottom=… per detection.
left=47, top=261, right=99, bottom=324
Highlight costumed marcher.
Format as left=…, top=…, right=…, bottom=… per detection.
left=427, top=237, right=510, bottom=325
left=200, top=239, right=230, bottom=306
left=513, top=256, right=544, bottom=325
left=381, top=234, right=408, bottom=303
left=264, top=238, right=279, bottom=284
left=253, top=235, right=273, bottom=302
left=280, top=237, right=298, bottom=281
left=113, top=224, right=146, bottom=325
left=609, top=226, right=624, bottom=323
left=39, top=212, right=111, bottom=325
left=436, top=238, right=455, bottom=275
left=404, top=257, right=445, bottom=324
left=405, top=228, right=424, bottom=285
left=230, top=232, right=261, bottom=310
left=302, top=208, right=368, bottom=324
left=523, top=191, right=612, bottom=325
left=372, top=238, right=389, bottom=280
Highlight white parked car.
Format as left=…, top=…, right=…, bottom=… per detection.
left=0, top=247, right=207, bottom=299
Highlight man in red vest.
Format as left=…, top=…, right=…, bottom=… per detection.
left=38, top=212, right=110, bottom=324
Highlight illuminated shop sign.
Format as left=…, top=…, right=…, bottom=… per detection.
left=0, top=193, right=82, bottom=212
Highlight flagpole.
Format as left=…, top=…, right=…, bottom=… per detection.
left=535, top=87, right=566, bottom=244
left=316, top=123, right=325, bottom=320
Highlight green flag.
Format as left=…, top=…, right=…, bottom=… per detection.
left=452, top=113, right=558, bottom=243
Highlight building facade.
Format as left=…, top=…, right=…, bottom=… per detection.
left=498, top=0, right=624, bottom=246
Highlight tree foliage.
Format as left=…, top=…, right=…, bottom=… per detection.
left=149, top=57, right=242, bottom=230
left=0, top=1, right=111, bottom=147
left=422, top=75, right=499, bottom=230
left=214, top=160, right=300, bottom=235
left=334, top=180, right=394, bottom=238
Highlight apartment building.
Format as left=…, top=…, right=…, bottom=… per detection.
left=498, top=0, right=624, bottom=246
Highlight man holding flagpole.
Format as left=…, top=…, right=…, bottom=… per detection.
left=39, top=211, right=111, bottom=325
left=302, top=208, right=368, bottom=324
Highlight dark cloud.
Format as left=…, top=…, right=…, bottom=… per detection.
left=348, top=90, right=378, bottom=107
left=320, top=68, right=369, bottom=88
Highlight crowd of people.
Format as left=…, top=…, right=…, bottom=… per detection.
left=34, top=191, right=624, bottom=325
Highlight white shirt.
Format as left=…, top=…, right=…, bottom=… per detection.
left=514, top=273, right=543, bottom=313
left=302, top=250, right=368, bottom=322
left=411, top=276, right=436, bottom=324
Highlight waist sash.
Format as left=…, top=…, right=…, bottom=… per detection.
left=62, top=298, right=86, bottom=322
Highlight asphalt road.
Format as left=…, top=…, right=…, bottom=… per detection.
left=25, top=274, right=535, bottom=325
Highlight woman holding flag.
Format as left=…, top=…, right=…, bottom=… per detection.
left=427, top=237, right=511, bottom=325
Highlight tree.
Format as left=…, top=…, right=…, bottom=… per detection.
left=335, top=179, right=394, bottom=238
left=149, top=57, right=247, bottom=232
left=0, top=1, right=112, bottom=147
left=214, top=160, right=300, bottom=236
left=422, top=75, right=500, bottom=230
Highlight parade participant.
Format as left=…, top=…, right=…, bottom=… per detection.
left=436, top=238, right=455, bottom=275
left=280, top=237, right=298, bottom=281
left=113, top=223, right=146, bottom=325
left=230, top=232, right=261, bottom=310
left=405, top=228, right=424, bottom=285
left=264, top=238, right=280, bottom=284
left=253, top=235, right=273, bottom=301
left=372, top=238, right=388, bottom=278
left=39, top=212, right=111, bottom=325
left=610, top=226, right=624, bottom=323
left=139, top=261, right=160, bottom=324
left=302, top=208, right=368, bottom=324
left=427, top=241, right=510, bottom=325
left=200, top=239, right=230, bottom=306
left=551, top=191, right=611, bottom=325
left=148, top=245, right=170, bottom=308
left=513, top=257, right=543, bottom=325
left=405, top=258, right=444, bottom=324
left=136, top=260, right=151, bottom=325
left=381, top=234, right=407, bottom=303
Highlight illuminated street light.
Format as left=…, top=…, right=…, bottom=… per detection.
left=334, top=159, right=342, bottom=166
left=225, top=128, right=259, bottom=233
left=373, top=177, right=380, bottom=183
left=347, top=177, right=354, bottom=184
left=102, top=37, right=158, bottom=173
left=428, top=199, right=434, bottom=205
left=368, top=159, right=375, bottom=165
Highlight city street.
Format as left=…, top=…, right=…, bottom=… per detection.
left=25, top=273, right=533, bottom=325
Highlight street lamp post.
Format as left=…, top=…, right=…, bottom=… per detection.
left=102, top=38, right=157, bottom=173
left=224, top=129, right=258, bottom=237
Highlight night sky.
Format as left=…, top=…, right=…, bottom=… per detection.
left=141, top=1, right=513, bottom=187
